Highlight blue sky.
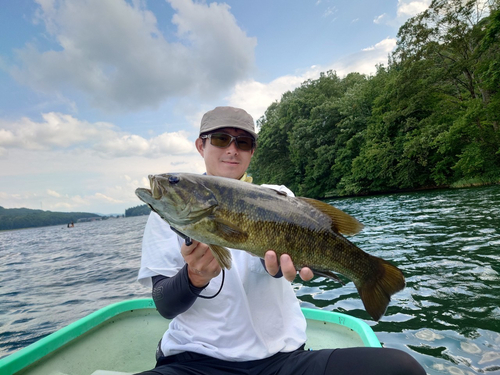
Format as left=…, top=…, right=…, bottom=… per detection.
left=0, top=0, right=430, bottom=215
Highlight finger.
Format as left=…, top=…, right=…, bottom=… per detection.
left=264, top=250, right=280, bottom=277
left=280, top=254, right=297, bottom=282
left=193, top=245, right=215, bottom=269
left=181, top=240, right=199, bottom=257
left=195, top=244, right=209, bottom=260
left=188, top=254, right=222, bottom=284
left=299, top=267, right=314, bottom=281
left=208, top=257, right=222, bottom=276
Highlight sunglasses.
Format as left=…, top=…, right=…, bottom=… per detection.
left=200, top=133, right=255, bottom=151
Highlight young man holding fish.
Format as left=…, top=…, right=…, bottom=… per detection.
left=136, top=106, right=425, bottom=374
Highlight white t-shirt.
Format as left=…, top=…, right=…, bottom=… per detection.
left=137, top=184, right=307, bottom=361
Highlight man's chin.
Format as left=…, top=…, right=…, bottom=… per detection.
left=218, top=167, right=244, bottom=180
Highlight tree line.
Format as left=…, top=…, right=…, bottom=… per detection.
left=248, top=0, right=500, bottom=198
left=0, top=206, right=100, bottom=231
left=0, top=203, right=151, bottom=231
left=125, top=205, right=151, bottom=217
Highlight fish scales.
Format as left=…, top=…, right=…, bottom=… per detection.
left=135, top=173, right=405, bottom=320
left=196, top=178, right=373, bottom=283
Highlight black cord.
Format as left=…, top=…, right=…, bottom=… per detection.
left=169, top=225, right=223, bottom=298
left=197, top=269, right=225, bottom=299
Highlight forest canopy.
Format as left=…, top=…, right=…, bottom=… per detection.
left=248, top=0, right=500, bottom=198
left=125, top=205, right=151, bottom=217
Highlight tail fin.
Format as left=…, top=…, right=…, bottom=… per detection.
left=356, top=257, right=405, bottom=321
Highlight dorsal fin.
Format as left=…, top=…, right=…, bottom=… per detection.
left=298, top=197, right=364, bottom=235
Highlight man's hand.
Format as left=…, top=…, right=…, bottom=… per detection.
left=264, top=250, right=314, bottom=282
left=181, top=240, right=221, bottom=287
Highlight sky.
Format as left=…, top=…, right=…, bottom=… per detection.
left=0, top=0, right=431, bottom=215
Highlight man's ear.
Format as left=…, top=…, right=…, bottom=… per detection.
left=251, top=145, right=256, bottom=157
left=195, top=137, right=205, bottom=157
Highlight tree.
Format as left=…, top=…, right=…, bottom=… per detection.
left=250, top=1, right=500, bottom=197
left=394, top=0, right=500, bottom=183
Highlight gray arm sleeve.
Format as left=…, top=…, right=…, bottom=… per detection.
left=152, top=264, right=207, bottom=319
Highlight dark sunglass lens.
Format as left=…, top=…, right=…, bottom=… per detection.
left=236, top=137, right=253, bottom=150
left=210, top=133, right=231, bottom=147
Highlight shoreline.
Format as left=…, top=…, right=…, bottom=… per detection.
left=324, top=180, right=500, bottom=200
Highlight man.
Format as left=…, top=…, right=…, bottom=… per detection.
left=137, top=106, right=425, bottom=375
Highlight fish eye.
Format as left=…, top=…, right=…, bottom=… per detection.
left=168, top=176, right=180, bottom=184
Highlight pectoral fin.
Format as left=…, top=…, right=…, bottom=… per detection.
left=209, top=244, right=232, bottom=270
left=298, top=197, right=364, bottom=235
left=213, top=218, right=249, bottom=243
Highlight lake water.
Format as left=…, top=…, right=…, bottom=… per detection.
left=1, top=185, right=500, bottom=374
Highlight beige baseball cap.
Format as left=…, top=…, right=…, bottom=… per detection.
left=199, top=106, right=258, bottom=139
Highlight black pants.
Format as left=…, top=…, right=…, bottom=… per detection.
left=135, top=346, right=426, bottom=375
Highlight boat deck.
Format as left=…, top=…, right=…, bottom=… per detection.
left=2, top=299, right=380, bottom=375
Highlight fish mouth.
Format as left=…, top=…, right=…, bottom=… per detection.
left=135, top=175, right=173, bottom=211
left=149, top=175, right=163, bottom=199
left=135, top=187, right=154, bottom=204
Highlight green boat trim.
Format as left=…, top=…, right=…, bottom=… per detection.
left=0, top=298, right=381, bottom=375
left=301, top=307, right=381, bottom=348
left=0, top=299, right=154, bottom=375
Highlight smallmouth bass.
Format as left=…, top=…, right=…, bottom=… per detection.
left=135, top=173, right=405, bottom=321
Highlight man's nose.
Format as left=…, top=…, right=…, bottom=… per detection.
left=225, top=139, right=239, bottom=153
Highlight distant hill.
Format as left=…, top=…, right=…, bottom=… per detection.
left=0, top=206, right=101, bottom=231
left=125, top=204, right=151, bottom=217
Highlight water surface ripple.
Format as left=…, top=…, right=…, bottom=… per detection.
left=1, top=186, right=500, bottom=374
left=297, top=185, right=500, bottom=374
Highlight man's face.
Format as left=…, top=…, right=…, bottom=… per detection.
left=195, top=127, right=255, bottom=179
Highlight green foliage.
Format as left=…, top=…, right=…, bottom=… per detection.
left=0, top=206, right=100, bottom=231
left=250, top=0, right=500, bottom=197
left=125, top=204, right=151, bottom=217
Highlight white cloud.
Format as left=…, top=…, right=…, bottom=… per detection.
left=227, top=75, right=308, bottom=122
left=47, top=189, right=61, bottom=198
left=323, top=6, right=337, bottom=18
left=0, top=113, right=115, bottom=151
left=0, top=146, right=205, bottom=214
left=94, top=192, right=122, bottom=204
left=362, top=38, right=397, bottom=52
left=374, top=13, right=389, bottom=24
left=0, top=112, right=195, bottom=157
left=9, top=0, right=256, bottom=112
left=396, top=0, right=431, bottom=19
left=374, top=0, right=431, bottom=26
left=169, top=0, right=256, bottom=90
left=0, top=147, right=8, bottom=159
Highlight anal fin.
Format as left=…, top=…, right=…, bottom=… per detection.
left=309, top=268, right=345, bottom=285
